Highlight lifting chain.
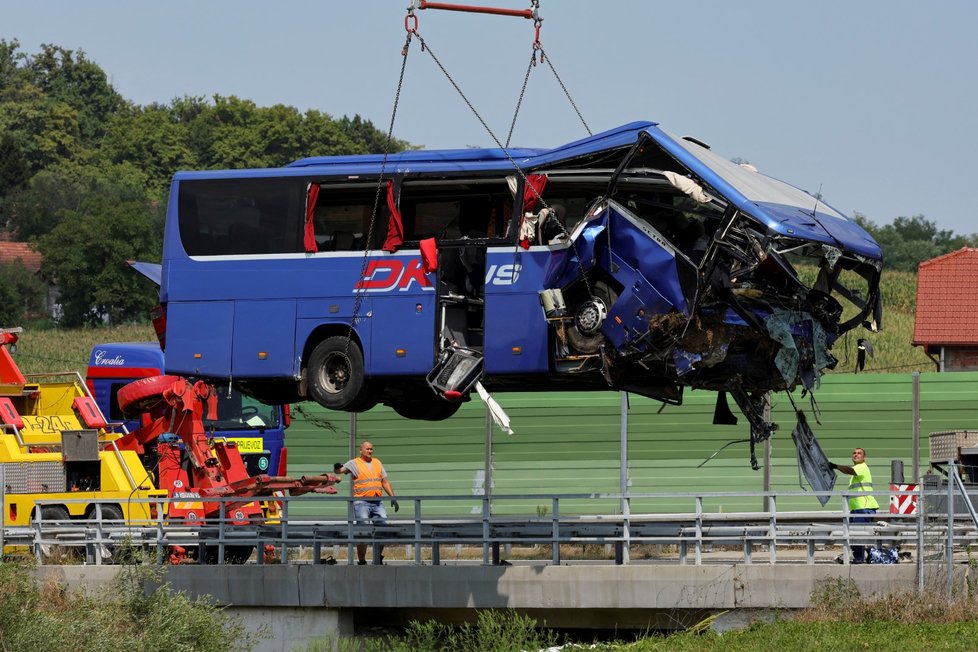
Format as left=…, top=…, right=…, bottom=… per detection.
left=346, top=0, right=599, bottom=367
left=537, top=44, right=591, bottom=137
left=412, top=4, right=597, bottom=303
left=343, top=8, right=416, bottom=359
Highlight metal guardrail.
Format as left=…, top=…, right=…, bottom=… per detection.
left=6, top=486, right=971, bottom=572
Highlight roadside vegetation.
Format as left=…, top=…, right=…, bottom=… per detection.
left=6, top=564, right=978, bottom=652
left=0, top=561, right=262, bottom=652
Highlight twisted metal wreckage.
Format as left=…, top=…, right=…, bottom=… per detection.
left=522, top=124, right=883, bottom=472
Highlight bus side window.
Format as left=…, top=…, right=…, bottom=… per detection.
left=179, top=178, right=304, bottom=256
left=313, top=200, right=386, bottom=251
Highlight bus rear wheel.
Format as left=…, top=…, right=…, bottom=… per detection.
left=308, top=336, right=368, bottom=411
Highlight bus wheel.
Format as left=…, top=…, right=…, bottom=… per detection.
left=566, top=280, right=618, bottom=354
left=308, top=336, right=367, bottom=411
left=390, top=397, right=461, bottom=421
left=348, top=388, right=379, bottom=413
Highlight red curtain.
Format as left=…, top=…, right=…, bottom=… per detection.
left=304, top=184, right=320, bottom=253
left=519, top=174, right=548, bottom=249
left=420, top=237, right=438, bottom=273
left=522, top=174, right=548, bottom=213
left=382, top=180, right=404, bottom=253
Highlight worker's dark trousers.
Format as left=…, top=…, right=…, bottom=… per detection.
left=850, top=508, right=877, bottom=563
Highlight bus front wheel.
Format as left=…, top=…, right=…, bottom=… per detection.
left=389, top=396, right=461, bottom=421
left=308, top=336, right=367, bottom=411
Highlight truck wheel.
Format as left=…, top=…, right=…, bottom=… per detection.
left=32, top=506, right=75, bottom=562
left=117, top=375, right=182, bottom=414
left=89, top=504, right=124, bottom=522
left=36, top=505, right=70, bottom=523
left=308, top=337, right=367, bottom=411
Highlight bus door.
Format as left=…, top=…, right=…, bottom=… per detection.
left=429, top=239, right=487, bottom=397
left=435, top=240, right=487, bottom=353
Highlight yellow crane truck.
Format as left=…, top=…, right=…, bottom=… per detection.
left=0, top=327, right=166, bottom=528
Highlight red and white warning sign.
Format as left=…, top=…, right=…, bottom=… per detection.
left=889, top=484, right=918, bottom=514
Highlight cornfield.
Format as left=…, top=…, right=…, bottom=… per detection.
left=9, top=323, right=156, bottom=378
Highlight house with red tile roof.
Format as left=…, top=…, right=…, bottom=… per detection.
left=0, top=240, right=42, bottom=273
left=913, top=247, right=978, bottom=371
left=0, top=236, right=59, bottom=318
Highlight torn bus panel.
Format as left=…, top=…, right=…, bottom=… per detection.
left=792, top=411, right=836, bottom=506
left=539, top=125, right=882, bottom=460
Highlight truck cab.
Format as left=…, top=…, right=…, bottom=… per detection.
left=86, top=342, right=288, bottom=476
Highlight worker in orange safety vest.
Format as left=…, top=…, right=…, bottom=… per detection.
left=334, top=440, right=399, bottom=565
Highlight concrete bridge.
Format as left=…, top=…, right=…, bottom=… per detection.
left=37, top=562, right=936, bottom=652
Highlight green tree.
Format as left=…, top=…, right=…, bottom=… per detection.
left=0, top=259, right=45, bottom=324
left=3, top=161, right=134, bottom=240
left=0, top=133, right=29, bottom=199
left=853, top=212, right=975, bottom=272
left=35, top=165, right=162, bottom=326
left=0, top=39, right=27, bottom=93
left=0, top=82, right=83, bottom=172
left=337, top=113, right=412, bottom=153
left=100, top=104, right=196, bottom=195
left=26, top=43, right=123, bottom=142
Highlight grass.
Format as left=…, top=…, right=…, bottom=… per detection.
left=0, top=561, right=264, bottom=652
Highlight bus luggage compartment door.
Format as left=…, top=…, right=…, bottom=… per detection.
left=164, top=302, right=234, bottom=377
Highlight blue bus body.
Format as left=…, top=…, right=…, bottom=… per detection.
left=149, top=120, right=884, bottom=442
left=86, top=342, right=287, bottom=475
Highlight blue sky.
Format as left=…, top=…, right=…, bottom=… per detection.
left=4, top=1, right=976, bottom=235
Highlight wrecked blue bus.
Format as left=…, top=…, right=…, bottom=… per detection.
left=146, top=120, right=883, bottom=462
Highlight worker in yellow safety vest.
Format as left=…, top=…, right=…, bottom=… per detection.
left=334, top=440, right=399, bottom=565
left=829, top=447, right=879, bottom=563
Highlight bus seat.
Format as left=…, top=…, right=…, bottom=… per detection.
left=332, top=231, right=356, bottom=251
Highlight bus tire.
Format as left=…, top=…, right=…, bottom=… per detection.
left=348, top=388, right=379, bottom=413
left=308, top=336, right=367, bottom=411
left=566, top=280, right=618, bottom=354
left=390, top=397, right=461, bottom=421
left=117, top=375, right=182, bottom=414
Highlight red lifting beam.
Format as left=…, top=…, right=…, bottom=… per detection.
left=418, top=1, right=534, bottom=19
